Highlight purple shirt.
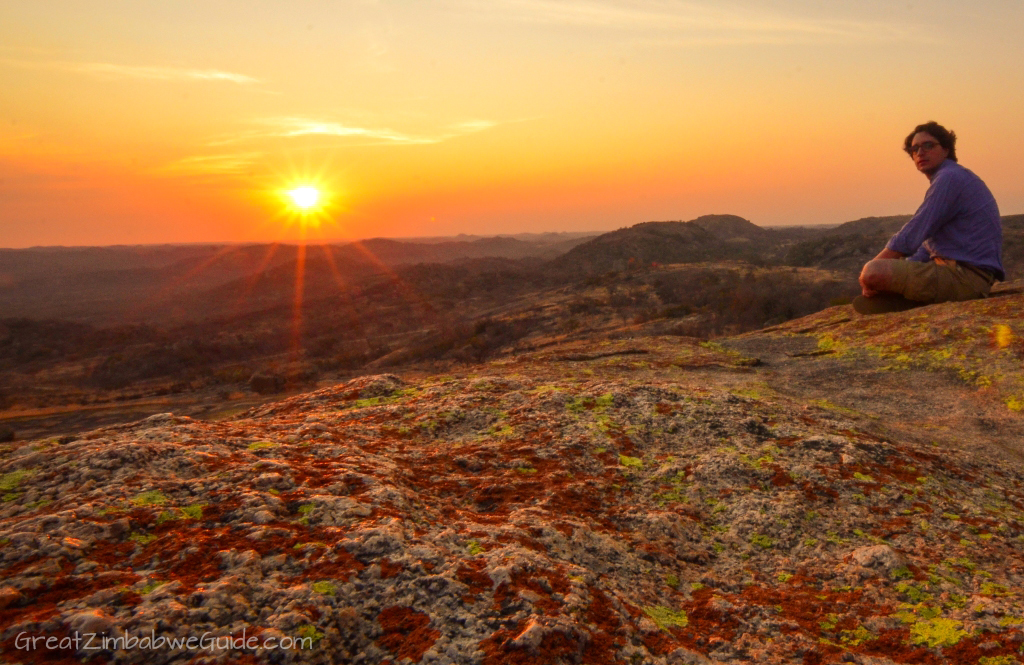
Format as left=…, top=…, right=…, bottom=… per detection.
left=886, top=159, right=1004, bottom=280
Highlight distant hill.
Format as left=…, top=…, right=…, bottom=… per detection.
left=553, top=220, right=723, bottom=274
left=0, top=234, right=595, bottom=324
left=690, top=213, right=773, bottom=242
left=784, top=215, right=912, bottom=275
left=552, top=215, right=793, bottom=274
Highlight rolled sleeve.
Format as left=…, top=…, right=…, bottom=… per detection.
left=907, top=246, right=931, bottom=262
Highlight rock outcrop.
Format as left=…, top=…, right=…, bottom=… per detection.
left=2, top=295, right=1024, bottom=664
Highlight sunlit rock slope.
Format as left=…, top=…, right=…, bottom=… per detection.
left=2, top=285, right=1024, bottom=665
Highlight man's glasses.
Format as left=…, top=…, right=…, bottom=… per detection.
left=907, top=140, right=940, bottom=155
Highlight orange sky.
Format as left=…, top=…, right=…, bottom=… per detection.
left=2, top=1, right=1022, bottom=247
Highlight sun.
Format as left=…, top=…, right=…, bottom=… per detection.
left=287, top=185, right=321, bottom=212
left=268, top=169, right=345, bottom=234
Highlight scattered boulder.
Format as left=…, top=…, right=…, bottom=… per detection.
left=848, top=544, right=907, bottom=572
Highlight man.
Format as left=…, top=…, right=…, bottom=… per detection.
left=855, top=121, right=1003, bottom=314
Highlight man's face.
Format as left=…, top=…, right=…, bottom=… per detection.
left=908, top=131, right=949, bottom=175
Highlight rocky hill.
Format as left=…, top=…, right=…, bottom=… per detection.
left=2, top=284, right=1024, bottom=664
left=689, top=215, right=773, bottom=243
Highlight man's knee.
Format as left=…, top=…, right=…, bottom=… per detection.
left=860, top=259, right=895, bottom=291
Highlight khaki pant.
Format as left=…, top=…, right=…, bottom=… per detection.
left=883, top=257, right=994, bottom=303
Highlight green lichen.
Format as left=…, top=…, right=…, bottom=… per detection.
left=816, top=334, right=846, bottom=354
left=0, top=469, right=33, bottom=493
left=853, top=472, right=875, bottom=483
left=514, top=467, right=537, bottom=474
left=130, top=491, right=167, bottom=506
left=467, top=540, right=485, bottom=555
left=895, top=582, right=930, bottom=603
left=297, top=625, right=324, bottom=644
left=907, top=617, right=968, bottom=648
left=944, top=557, right=975, bottom=571
left=181, top=504, right=204, bottom=520
left=643, top=606, right=688, bottom=631
left=977, top=656, right=1018, bottom=665
left=352, top=397, right=389, bottom=408
left=981, top=582, right=1010, bottom=596
left=619, top=455, right=643, bottom=468
left=777, top=572, right=793, bottom=583
left=840, top=625, right=874, bottom=646
left=248, top=441, right=279, bottom=450
left=945, top=593, right=968, bottom=609
left=140, top=580, right=165, bottom=594
left=297, top=504, right=315, bottom=515
left=155, top=511, right=177, bottom=525
left=749, top=534, right=774, bottom=549
left=890, top=566, right=913, bottom=580
left=665, top=574, right=680, bottom=589
left=312, top=581, right=336, bottom=595
left=489, top=424, right=514, bottom=438
left=129, top=532, right=157, bottom=545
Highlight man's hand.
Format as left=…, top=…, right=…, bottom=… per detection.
left=859, top=249, right=907, bottom=297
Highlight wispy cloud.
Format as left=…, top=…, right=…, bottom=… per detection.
left=209, top=117, right=499, bottom=147
left=450, top=0, right=919, bottom=45
left=0, top=58, right=259, bottom=84
left=156, top=152, right=263, bottom=176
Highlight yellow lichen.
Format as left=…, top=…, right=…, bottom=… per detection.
left=907, top=617, right=968, bottom=647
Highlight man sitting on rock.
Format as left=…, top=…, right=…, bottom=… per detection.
left=855, top=121, right=1003, bottom=314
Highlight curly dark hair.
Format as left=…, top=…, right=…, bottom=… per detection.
left=904, top=121, right=957, bottom=162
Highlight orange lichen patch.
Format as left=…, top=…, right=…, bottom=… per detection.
left=456, top=559, right=491, bottom=594
left=0, top=634, right=82, bottom=664
left=853, top=628, right=942, bottom=664
left=767, top=464, right=795, bottom=487
left=479, top=620, right=582, bottom=665
left=910, top=501, right=933, bottom=514
left=471, top=481, right=544, bottom=515
left=738, top=585, right=879, bottom=635
left=286, top=459, right=344, bottom=488
left=377, top=606, right=439, bottom=662
left=542, top=485, right=616, bottom=525
left=302, top=549, right=365, bottom=581
left=83, top=540, right=134, bottom=567
left=650, top=588, right=736, bottom=654
left=494, top=533, right=546, bottom=553
left=605, top=428, right=637, bottom=455
left=801, top=481, right=838, bottom=502
left=871, top=516, right=913, bottom=539
left=959, top=515, right=1000, bottom=529
left=379, top=558, right=403, bottom=579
